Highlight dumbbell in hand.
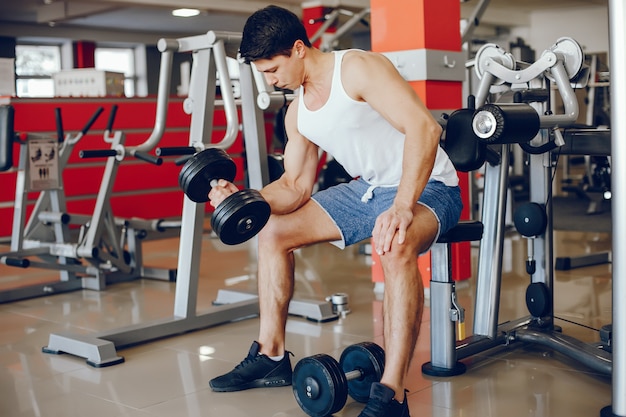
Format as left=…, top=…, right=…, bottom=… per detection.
left=178, top=148, right=271, bottom=245
left=292, top=342, right=385, bottom=417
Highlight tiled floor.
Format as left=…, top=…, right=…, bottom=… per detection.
left=0, top=224, right=614, bottom=417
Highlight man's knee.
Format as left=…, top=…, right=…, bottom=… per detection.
left=379, top=240, right=419, bottom=269
left=257, top=215, right=284, bottom=249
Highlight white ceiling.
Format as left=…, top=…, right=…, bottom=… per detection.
left=0, top=0, right=609, bottom=44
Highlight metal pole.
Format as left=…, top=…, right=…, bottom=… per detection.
left=461, top=0, right=491, bottom=45
left=126, top=40, right=175, bottom=155
left=606, top=1, right=626, bottom=415
left=473, top=146, right=509, bottom=337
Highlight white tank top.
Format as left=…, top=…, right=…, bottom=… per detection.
left=297, top=50, right=458, bottom=188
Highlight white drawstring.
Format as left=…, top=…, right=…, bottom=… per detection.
left=361, top=184, right=377, bottom=203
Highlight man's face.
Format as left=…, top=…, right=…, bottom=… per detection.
left=253, top=43, right=303, bottom=91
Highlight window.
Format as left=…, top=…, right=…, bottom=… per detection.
left=95, top=47, right=135, bottom=97
left=15, top=45, right=61, bottom=98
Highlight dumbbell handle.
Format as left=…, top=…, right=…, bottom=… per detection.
left=345, top=369, right=363, bottom=381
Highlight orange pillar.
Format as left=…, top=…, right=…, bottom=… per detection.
left=370, top=0, right=462, bottom=105
left=370, top=0, right=471, bottom=287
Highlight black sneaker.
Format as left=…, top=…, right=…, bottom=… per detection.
left=358, top=382, right=410, bottom=417
left=209, top=341, right=293, bottom=392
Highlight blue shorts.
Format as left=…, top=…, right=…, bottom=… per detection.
left=311, top=178, right=463, bottom=249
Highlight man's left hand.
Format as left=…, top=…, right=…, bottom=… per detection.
left=372, top=205, right=414, bottom=255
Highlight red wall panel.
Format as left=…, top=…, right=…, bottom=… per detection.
left=1, top=97, right=276, bottom=239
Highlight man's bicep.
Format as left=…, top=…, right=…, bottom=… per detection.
left=282, top=133, right=319, bottom=191
left=282, top=101, right=319, bottom=191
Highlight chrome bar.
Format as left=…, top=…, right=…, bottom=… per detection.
left=212, top=39, right=239, bottom=150
left=473, top=146, right=509, bottom=337
left=608, top=0, right=626, bottom=414
left=127, top=39, right=175, bottom=155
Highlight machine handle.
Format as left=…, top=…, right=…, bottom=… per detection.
left=210, top=39, right=239, bottom=150
left=81, top=107, right=104, bottom=135
left=106, top=105, right=118, bottom=132
left=79, top=149, right=117, bottom=158
left=3, top=257, right=30, bottom=268
left=55, top=107, right=64, bottom=142
left=513, top=89, right=550, bottom=104
left=125, top=40, right=176, bottom=155
left=155, top=146, right=196, bottom=156
left=134, top=151, right=163, bottom=165
left=175, top=155, right=192, bottom=166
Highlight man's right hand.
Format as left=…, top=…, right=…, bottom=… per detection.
left=208, top=179, right=239, bottom=208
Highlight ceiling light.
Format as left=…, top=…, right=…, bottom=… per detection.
left=172, top=8, right=200, bottom=18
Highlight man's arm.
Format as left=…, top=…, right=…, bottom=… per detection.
left=261, top=97, right=320, bottom=214
left=343, top=51, right=443, bottom=253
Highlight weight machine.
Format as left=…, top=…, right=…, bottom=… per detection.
left=1, top=107, right=101, bottom=300
left=0, top=105, right=176, bottom=303
left=423, top=35, right=624, bottom=416
left=308, top=7, right=370, bottom=52
left=43, top=30, right=347, bottom=368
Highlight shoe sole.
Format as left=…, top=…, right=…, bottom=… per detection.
left=210, top=378, right=291, bottom=392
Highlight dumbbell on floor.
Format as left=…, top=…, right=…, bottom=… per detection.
left=292, top=342, right=385, bottom=417
left=178, top=148, right=271, bottom=245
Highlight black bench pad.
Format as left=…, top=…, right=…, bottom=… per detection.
left=437, top=220, right=483, bottom=244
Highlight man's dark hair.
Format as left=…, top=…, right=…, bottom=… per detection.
left=239, top=5, right=312, bottom=64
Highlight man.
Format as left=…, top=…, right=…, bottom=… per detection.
left=208, top=5, right=462, bottom=417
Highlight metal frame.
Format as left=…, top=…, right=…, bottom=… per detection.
left=43, top=30, right=342, bottom=367
left=0, top=42, right=183, bottom=302
left=1, top=131, right=85, bottom=301
left=426, top=36, right=624, bottom=415
left=309, top=7, right=370, bottom=52
left=606, top=2, right=626, bottom=415
left=0, top=109, right=176, bottom=303
left=43, top=31, right=249, bottom=367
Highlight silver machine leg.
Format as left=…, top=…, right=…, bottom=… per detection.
left=422, top=241, right=467, bottom=376
left=424, top=145, right=513, bottom=375
left=603, top=1, right=626, bottom=415
left=472, top=145, right=511, bottom=340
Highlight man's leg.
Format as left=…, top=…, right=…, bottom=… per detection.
left=209, top=198, right=341, bottom=392
left=378, top=205, right=439, bottom=401
left=256, top=199, right=342, bottom=357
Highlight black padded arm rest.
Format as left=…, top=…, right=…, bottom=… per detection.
left=437, top=220, right=484, bottom=244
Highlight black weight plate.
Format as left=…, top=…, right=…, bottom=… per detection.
left=205, top=149, right=237, bottom=182
left=212, top=190, right=270, bottom=245
left=211, top=190, right=256, bottom=237
left=179, top=148, right=236, bottom=203
left=339, top=342, right=385, bottom=403
left=514, top=202, right=547, bottom=237
left=183, top=150, right=236, bottom=203
left=181, top=154, right=212, bottom=202
left=322, top=354, right=349, bottom=414
left=292, top=354, right=348, bottom=417
left=180, top=150, right=216, bottom=201
left=218, top=195, right=269, bottom=245
left=179, top=148, right=223, bottom=190
left=179, top=151, right=205, bottom=192
left=526, top=282, right=551, bottom=317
